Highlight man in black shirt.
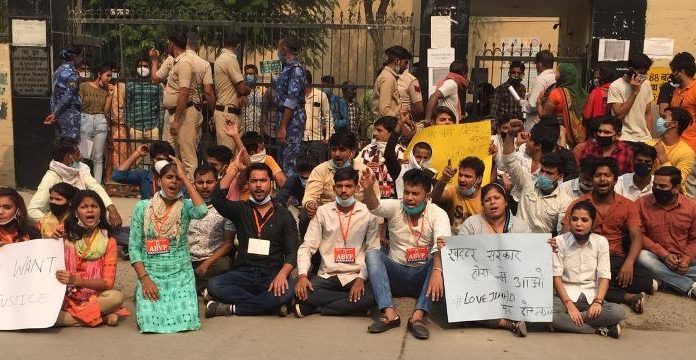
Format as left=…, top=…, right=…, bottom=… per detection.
left=206, top=162, right=299, bottom=317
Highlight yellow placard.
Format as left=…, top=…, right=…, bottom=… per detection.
left=647, top=67, right=672, bottom=100
left=405, top=121, right=493, bottom=185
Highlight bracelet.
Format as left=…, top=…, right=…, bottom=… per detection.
left=138, top=273, right=150, bottom=280
left=433, top=267, right=443, bottom=272
left=592, top=298, right=604, bottom=305
left=298, top=274, right=308, bottom=279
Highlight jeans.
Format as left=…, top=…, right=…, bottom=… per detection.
left=300, top=276, right=375, bottom=316
left=637, top=250, right=696, bottom=294
left=192, top=257, right=232, bottom=294
left=551, top=294, right=625, bottom=334
left=80, top=113, right=109, bottom=183
left=207, top=266, right=295, bottom=316
left=365, top=249, right=433, bottom=313
left=607, top=255, right=653, bottom=303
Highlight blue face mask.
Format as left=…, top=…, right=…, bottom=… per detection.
left=457, top=180, right=480, bottom=197
left=68, top=155, right=81, bottom=169
left=335, top=196, right=356, bottom=208
left=249, top=195, right=272, bottom=206
left=159, top=189, right=183, bottom=201
left=402, top=201, right=427, bottom=216
left=655, top=117, right=672, bottom=136
left=535, top=174, right=557, bottom=192
left=331, top=159, right=352, bottom=170
left=245, top=74, right=256, bottom=85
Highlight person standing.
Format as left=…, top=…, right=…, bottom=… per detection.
left=274, top=37, right=307, bottom=178
left=541, top=64, right=587, bottom=147
left=241, top=64, right=264, bottom=134
left=45, top=49, right=83, bottom=139
left=304, top=71, right=332, bottom=162
left=396, top=50, right=424, bottom=119
left=342, top=81, right=362, bottom=137
left=669, top=52, right=696, bottom=151
left=214, top=33, right=251, bottom=152
left=491, top=60, right=526, bottom=120
left=79, top=65, right=115, bottom=183
left=607, top=54, right=654, bottom=145
left=425, top=61, right=469, bottom=122
left=583, top=63, right=617, bottom=124
left=521, top=50, right=556, bottom=130
left=321, top=75, right=350, bottom=132
left=373, top=46, right=407, bottom=118
left=126, top=59, right=162, bottom=141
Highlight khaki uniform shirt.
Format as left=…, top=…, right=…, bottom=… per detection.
left=186, top=49, right=213, bottom=105
left=302, top=159, right=380, bottom=208
left=397, top=69, right=422, bottom=113
left=162, top=52, right=197, bottom=108
left=214, top=49, right=245, bottom=107
left=372, top=66, right=401, bottom=117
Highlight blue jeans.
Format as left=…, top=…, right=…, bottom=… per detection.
left=637, top=250, right=696, bottom=294
left=80, top=113, right=109, bottom=183
left=207, top=267, right=295, bottom=316
left=365, top=249, right=433, bottom=313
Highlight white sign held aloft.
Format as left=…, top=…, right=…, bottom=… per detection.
left=441, top=233, right=553, bottom=323
left=0, top=239, right=66, bottom=330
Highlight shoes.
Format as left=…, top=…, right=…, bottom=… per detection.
left=105, top=313, right=119, bottom=327
left=596, top=324, right=621, bottom=339
left=276, top=304, right=289, bottom=317
left=688, top=284, right=696, bottom=300
left=293, top=302, right=317, bottom=318
left=511, top=321, right=528, bottom=337
left=407, top=319, right=430, bottom=340
left=205, top=300, right=232, bottom=318
left=201, top=288, right=211, bottom=303
left=368, top=316, right=401, bottom=333
left=652, top=279, right=661, bottom=294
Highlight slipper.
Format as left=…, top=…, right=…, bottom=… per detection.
left=627, top=293, right=644, bottom=314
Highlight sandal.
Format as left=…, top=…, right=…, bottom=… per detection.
left=511, top=321, right=527, bottom=337
left=627, top=293, right=645, bottom=314
left=105, top=313, right=119, bottom=327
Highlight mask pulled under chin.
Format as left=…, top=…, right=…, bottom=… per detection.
left=0, top=211, right=18, bottom=226
left=249, top=195, right=272, bottom=206
left=402, top=201, right=426, bottom=216
left=335, top=196, right=356, bottom=208
left=77, top=218, right=98, bottom=230
left=159, top=189, right=183, bottom=201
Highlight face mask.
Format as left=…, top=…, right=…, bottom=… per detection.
left=573, top=231, right=591, bottom=242
left=249, top=194, right=272, bottom=206
left=0, top=211, right=18, bottom=226
left=458, top=180, right=480, bottom=197
left=653, top=188, right=675, bottom=205
left=402, top=201, right=426, bottom=216
left=49, top=203, right=70, bottom=217
left=137, top=67, right=150, bottom=78
left=591, top=78, right=599, bottom=87
left=245, top=74, right=256, bottom=85
left=509, top=73, right=523, bottom=83
left=655, top=117, right=673, bottom=136
left=330, top=159, right=352, bottom=170
left=111, top=72, right=119, bottom=80
left=535, top=174, right=556, bottom=192
left=595, top=135, right=614, bottom=147
left=68, top=155, right=81, bottom=169
left=670, top=74, right=680, bottom=84
left=634, top=162, right=652, bottom=177
left=300, top=178, right=308, bottom=187
left=394, top=64, right=402, bottom=74
left=159, top=189, right=183, bottom=201
left=250, top=149, right=267, bottom=164
left=578, top=181, right=592, bottom=194
left=335, top=196, right=356, bottom=208
left=79, top=71, right=91, bottom=78
left=77, top=217, right=97, bottom=230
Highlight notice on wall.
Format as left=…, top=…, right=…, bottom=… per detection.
left=405, top=122, right=493, bottom=185
left=441, top=234, right=553, bottom=323
left=430, top=16, right=451, bottom=49
left=647, top=67, right=672, bottom=100
left=0, top=239, right=66, bottom=330
left=11, top=47, right=51, bottom=97
left=597, top=39, right=630, bottom=62
left=11, top=19, right=47, bottom=47
left=427, top=47, right=455, bottom=68
left=644, top=38, right=674, bottom=60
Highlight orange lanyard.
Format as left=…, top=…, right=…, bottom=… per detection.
left=336, top=208, right=354, bottom=248
left=405, top=208, right=426, bottom=247
left=252, top=206, right=275, bottom=238
left=152, top=205, right=175, bottom=237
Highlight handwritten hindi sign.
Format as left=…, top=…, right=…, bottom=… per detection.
left=0, top=239, right=66, bottom=330
left=647, top=67, right=672, bottom=101
left=405, top=122, right=493, bottom=185
left=441, top=234, right=552, bottom=323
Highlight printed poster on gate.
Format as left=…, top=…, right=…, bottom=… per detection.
left=441, top=233, right=553, bottom=323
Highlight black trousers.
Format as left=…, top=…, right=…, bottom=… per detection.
left=607, top=255, right=653, bottom=303
left=300, top=275, right=375, bottom=316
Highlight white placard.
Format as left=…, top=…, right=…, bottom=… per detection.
left=0, top=239, right=66, bottom=330
left=428, top=67, right=449, bottom=97
left=431, top=16, right=451, bottom=49
left=644, top=38, right=675, bottom=59
left=441, top=234, right=553, bottom=323
left=11, top=19, right=47, bottom=47
left=597, top=39, right=630, bottom=62
left=427, top=47, right=455, bottom=68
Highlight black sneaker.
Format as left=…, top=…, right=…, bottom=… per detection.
left=276, top=304, right=289, bottom=317
left=293, top=302, right=317, bottom=318
left=368, top=316, right=401, bottom=333
left=596, top=324, right=621, bottom=339
left=205, top=300, right=232, bottom=318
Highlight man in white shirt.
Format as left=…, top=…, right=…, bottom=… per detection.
left=425, top=61, right=468, bottom=122
left=303, top=71, right=332, bottom=162
left=294, top=168, right=379, bottom=317
left=614, top=143, right=656, bottom=201
left=361, top=168, right=450, bottom=340
left=560, top=156, right=596, bottom=200
left=608, top=54, right=654, bottom=143
left=523, top=50, right=556, bottom=130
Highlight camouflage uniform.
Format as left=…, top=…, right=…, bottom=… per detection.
left=50, top=63, right=82, bottom=139
left=274, top=57, right=306, bottom=177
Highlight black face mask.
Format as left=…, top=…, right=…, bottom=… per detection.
left=653, top=188, right=675, bottom=204
left=49, top=203, right=70, bottom=217
left=595, top=135, right=614, bottom=147
left=670, top=74, right=680, bottom=84
left=633, top=162, right=652, bottom=177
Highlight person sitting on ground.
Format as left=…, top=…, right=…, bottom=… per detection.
left=614, top=143, right=656, bottom=202
left=551, top=200, right=625, bottom=339
left=431, top=106, right=456, bottom=126
left=188, top=165, right=235, bottom=294
left=55, top=190, right=128, bottom=327
left=577, top=116, right=634, bottom=176
left=444, top=182, right=531, bottom=337
left=361, top=168, right=450, bottom=340
left=275, top=155, right=317, bottom=207
left=112, top=140, right=175, bottom=200
left=0, top=187, right=41, bottom=244
left=38, top=182, right=78, bottom=238
left=359, top=116, right=403, bottom=199
left=637, top=166, right=696, bottom=300
left=205, top=145, right=234, bottom=180
left=206, top=162, right=299, bottom=317
left=649, top=107, right=695, bottom=193
left=227, top=129, right=286, bottom=201
left=431, top=157, right=486, bottom=234
left=561, top=157, right=652, bottom=314
left=385, top=118, right=434, bottom=199
left=129, top=157, right=208, bottom=333
left=503, top=119, right=572, bottom=234
left=560, top=156, right=596, bottom=200
left=294, top=168, right=379, bottom=317
left=28, top=137, right=122, bottom=229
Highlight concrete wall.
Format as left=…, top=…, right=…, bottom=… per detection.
left=0, top=43, right=14, bottom=187
left=645, top=0, right=696, bottom=67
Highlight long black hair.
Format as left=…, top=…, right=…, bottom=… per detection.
left=0, top=187, right=39, bottom=239
left=64, top=190, right=111, bottom=241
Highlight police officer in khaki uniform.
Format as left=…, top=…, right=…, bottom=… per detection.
left=372, top=46, right=409, bottom=118
left=395, top=48, right=424, bottom=118
left=184, top=32, right=216, bottom=116
left=213, top=33, right=250, bottom=152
